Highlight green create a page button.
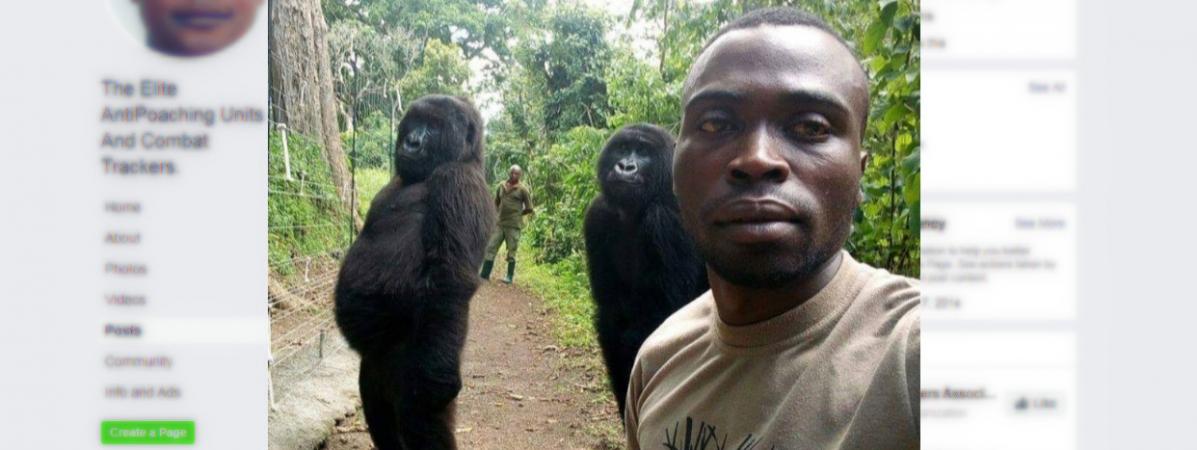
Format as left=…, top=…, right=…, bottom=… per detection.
left=101, top=420, right=195, bottom=445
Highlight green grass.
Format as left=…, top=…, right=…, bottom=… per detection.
left=268, top=130, right=353, bottom=278
left=354, top=167, right=392, bottom=217
left=515, top=247, right=599, bottom=351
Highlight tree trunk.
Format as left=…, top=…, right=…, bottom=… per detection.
left=269, top=0, right=361, bottom=228
left=659, top=0, right=671, bottom=76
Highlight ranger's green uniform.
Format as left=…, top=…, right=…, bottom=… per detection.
left=495, top=182, right=533, bottom=230
left=481, top=181, right=533, bottom=282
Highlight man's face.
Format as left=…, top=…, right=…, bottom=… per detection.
left=509, top=168, right=522, bottom=182
left=137, top=0, right=262, bottom=56
left=675, top=25, right=869, bottom=288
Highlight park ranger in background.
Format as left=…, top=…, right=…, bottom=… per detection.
left=480, top=165, right=534, bottom=283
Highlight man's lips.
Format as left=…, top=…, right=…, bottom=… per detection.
left=171, top=10, right=235, bottom=30
left=711, top=199, right=800, bottom=225
left=710, top=199, right=802, bottom=244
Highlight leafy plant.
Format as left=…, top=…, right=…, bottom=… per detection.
left=268, top=130, right=354, bottom=277
left=305, top=0, right=921, bottom=356
left=399, top=39, right=472, bottom=104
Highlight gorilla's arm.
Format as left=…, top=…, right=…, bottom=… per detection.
left=424, top=162, right=496, bottom=298
left=583, top=196, right=623, bottom=318
left=643, top=203, right=709, bottom=309
left=335, top=180, right=429, bottom=354
left=584, top=196, right=634, bottom=411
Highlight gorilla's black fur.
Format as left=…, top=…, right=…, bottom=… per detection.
left=334, top=95, right=495, bottom=450
left=583, top=124, right=709, bottom=415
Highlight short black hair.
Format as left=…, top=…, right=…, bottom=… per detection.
left=688, top=7, right=871, bottom=141
left=702, top=7, right=854, bottom=56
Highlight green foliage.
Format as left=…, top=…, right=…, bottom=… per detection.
left=503, top=5, right=614, bottom=136
left=604, top=47, right=682, bottom=132
left=327, top=19, right=413, bottom=122
left=342, top=111, right=395, bottom=169
left=539, top=6, right=613, bottom=132
left=354, top=167, right=393, bottom=219
left=846, top=0, right=921, bottom=276
left=516, top=246, right=599, bottom=349
left=399, top=39, right=472, bottom=104
left=522, top=126, right=608, bottom=262
left=324, top=0, right=514, bottom=61
left=325, top=0, right=512, bottom=133
left=268, top=130, right=353, bottom=277
left=483, top=3, right=615, bottom=180
left=629, top=0, right=741, bottom=84
left=313, top=0, right=920, bottom=359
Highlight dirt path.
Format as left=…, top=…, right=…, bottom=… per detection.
left=322, top=281, right=622, bottom=450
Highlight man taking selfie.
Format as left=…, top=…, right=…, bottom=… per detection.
left=625, top=8, right=920, bottom=450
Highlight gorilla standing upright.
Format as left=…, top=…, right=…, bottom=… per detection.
left=334, top=95, right=494, bottom=450
left=583, top=124, right=709, bottom=415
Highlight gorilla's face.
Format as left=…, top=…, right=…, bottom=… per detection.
left=395, top=96, right=482, bottom=183
left=597, top=125, right=676, bottom=207
left=675, top=25, right=869, bottom=289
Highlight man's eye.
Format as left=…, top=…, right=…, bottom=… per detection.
left=791, top=120, right=831, bottom=140
left=698, top=119, right=730, bottom=133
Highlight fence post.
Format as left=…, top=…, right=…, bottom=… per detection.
left=278, top=123, right=293, bottom=181
left=349, top=82, right=360, bottom=245
left=267, top=360, right=276, bottom=411
left=318, top=329, right=325, bottom=360
left=390, top=93, right=399, bottom=176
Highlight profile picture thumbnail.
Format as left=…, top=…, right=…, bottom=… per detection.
left=117, top=0, right=264, bottom=57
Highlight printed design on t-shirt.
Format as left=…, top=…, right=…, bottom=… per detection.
left=661, top=416, right=776, bottom=450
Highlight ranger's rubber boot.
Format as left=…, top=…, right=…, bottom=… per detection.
left=502, top=261, right=516, bottom=284
left=479, top=260, right=494, bottom=280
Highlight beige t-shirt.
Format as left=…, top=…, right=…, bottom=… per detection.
left=625, top=251, right=920, bottom=450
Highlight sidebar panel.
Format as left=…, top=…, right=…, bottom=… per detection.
left=0, top=3, right=268, bottom=449
left=921, top=0, right=1078, bottom=448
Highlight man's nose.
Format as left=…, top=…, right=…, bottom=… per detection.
left=727, top=126, right=790, bottom=185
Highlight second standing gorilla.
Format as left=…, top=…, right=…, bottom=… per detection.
left=334, top=95, right=494, bottom=450
left=583, top=124, right=709, bottom=415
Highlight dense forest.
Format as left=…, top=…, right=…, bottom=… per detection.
left=268, top=0, right=918, bottom=339
left=264, top=4, right=918, bottom=444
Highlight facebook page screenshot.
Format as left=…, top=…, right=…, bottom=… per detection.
left=1, top=0, right=1195, bottom=449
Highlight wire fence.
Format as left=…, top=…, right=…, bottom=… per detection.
left=266, top=48, right=400, bottom=402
